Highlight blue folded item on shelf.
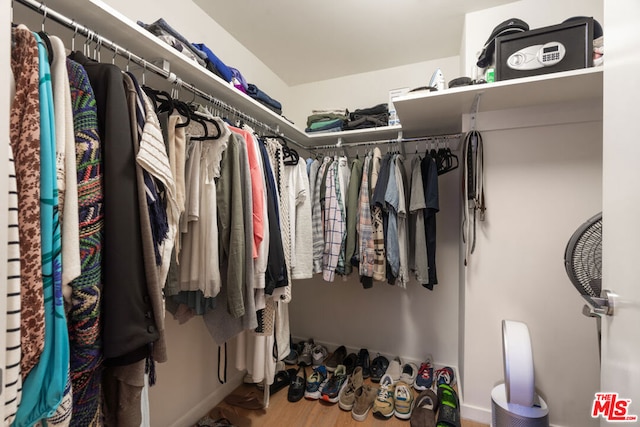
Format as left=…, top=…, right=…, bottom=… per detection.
left=247, top=83, right=282, bottom=114
left=192, top=43, right=234, bottom=83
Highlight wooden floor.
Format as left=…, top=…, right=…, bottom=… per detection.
left=202, top=381, right=489, bottom=427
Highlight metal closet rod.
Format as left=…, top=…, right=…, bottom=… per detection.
left=312, top=133, right=462, bottom=151
left=14, top=0, right=306, bottom=150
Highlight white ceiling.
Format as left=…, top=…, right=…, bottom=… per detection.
left=194, top=0, right=517, bottom=86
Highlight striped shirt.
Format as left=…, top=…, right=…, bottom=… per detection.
left=312, top=157, right=332, bottom=273
left=322, top=161, right=344, bottom=282
left=358, top=154, right=375, bottom=278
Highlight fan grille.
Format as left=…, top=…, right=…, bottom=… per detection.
left=564, top=213, right=602, bottom=298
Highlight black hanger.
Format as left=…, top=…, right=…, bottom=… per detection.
left=265, top=134, right=299, bottom=165
left=38, top=31, right=54, bottom=65
left=188, top=104, right=222, bottom=140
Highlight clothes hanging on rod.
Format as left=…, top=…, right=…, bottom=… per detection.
left=9, top=4, right=316, bottom=423
left=14, top=0, right=305, bottom=151
left=306, top=141, right=444, bottom=290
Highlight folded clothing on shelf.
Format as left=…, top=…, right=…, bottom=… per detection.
left=192, top=43, right=233, bottom=83
left=306, top=112, right=348, bottom=129
left=138, top=18, right=207, bottom=68
left=305, top=118, right=345, bottom=133
left=247, top=83, right=282, bottom=115
left=344, top=103, right=389, bottom=130
left=311, top=108, right=349, bottom=116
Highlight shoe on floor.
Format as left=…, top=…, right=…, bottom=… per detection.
left=399, top=362, right=419, bottom=386
left=338, top=366, right=364, bottom=411
left=434, top=366, right=456, bottom=387
left=343, top=352, right=358, bottom=375
left=312, top=344, right=328, bottom=366
left=356, top=348, right=371, bottom=379
left=321, top=364, right=348, bottom=403
left=304, top=365, right=328, bottom=400
left=288, top=366, right=306, bottom=403
left=393, top=380, right=414, bottom=420
left=351, top=384, right=379, bottom=422
left=371, top=374, right=396, bottom=419
left=410, top=389, right=438, bottom=427
left=385, top=356, right=402, bottom=382
left=325, top=345, right=347, bottom=372
left=370, top=353, right=389, bottom=383
left=297, top=338, right=315, bottom=366
left=414, top=355, right=434, bottom=391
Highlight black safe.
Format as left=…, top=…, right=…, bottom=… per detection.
left=495, top=17, right=594, bottom=81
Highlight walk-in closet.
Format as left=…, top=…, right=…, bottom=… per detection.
left=3, top=0, right=639, bottom=426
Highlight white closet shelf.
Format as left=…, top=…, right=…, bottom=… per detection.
left=393, top=67, right=603, bottom=135
left=40, top=0, right=309, bottom=144
left=305, top=125, right=402, bottom=145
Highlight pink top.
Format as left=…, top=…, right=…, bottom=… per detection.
left=230, top=126, right=264, bottom=258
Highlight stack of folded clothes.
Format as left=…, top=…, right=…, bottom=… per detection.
left=305, top=109, right=349, bottom=133
left=343, top=103, right=389, bottom=131
left=247, top=84, right=283, bottom=115
left=138, top=18, right=235, bottom=84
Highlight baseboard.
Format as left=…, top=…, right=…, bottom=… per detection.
left=168, top=370, right=245, bottom=427
left=461, top=402, right=492, bottom=425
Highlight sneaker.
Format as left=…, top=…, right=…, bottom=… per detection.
left=351, top=384, right=378, bottom=422
left=338, top=366, right=364, bottom=411
left=399, top=362, right=419, bottom=386
left=297, top=338, right=315, bottom=366
left=385, top=356, right=402, bottom=382
left=356, top=348, right=371, bottom=378
left=414, top=356, right=434, bottom=391
left=304, top=365, right=328, bottom=400
left=325, top=345, right=347, bottom=372
left=283, top=348, right=298, bottom=365
left=371, top=374, right=395, bottom=419
left=321, top=364, right=348, bottom=403
left=393, top=381, right=414, bottom=420
left=312, top=345, right=328, bottom=366
left=343, top=353, right=358, bottom=375
left=370, top=354, right=389, bottom=383
left=434, top=366, right=456, bottom=387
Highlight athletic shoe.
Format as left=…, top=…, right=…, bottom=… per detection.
left=399, top=362, right=419, bottom=386
left=356, top=348, right=371, bottom=378
left=370, top=354, right=389, bottom=383
left=434, top=366, right=456, bottom=387
left=338, top=366, right=364, bottom=411
left=311, top=344, right=328, bottom=366
left=351, top=384, right=378, bottom=422
left=304, top=365, right=328, bottom=400
left=393, top=381, right=414, bottom=420
left=325, top=345, right=347, bottom=372
left=297, top=338, right=315, bottom=366
left=321, top=364, right=348, bottom=403
left=371, top=374, right=395, bottom=419
left=385, top=356, right=402, bottom=382
left=414, top=355, right=434, bottom=391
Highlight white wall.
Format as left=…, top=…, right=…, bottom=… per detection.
left=148, top=317, right=243, bottom=427
left=461, top=103, right=602, bottom=427
left=462, top=0, right=604, bottom=78
left=288, top=56, right=460, bottom=130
